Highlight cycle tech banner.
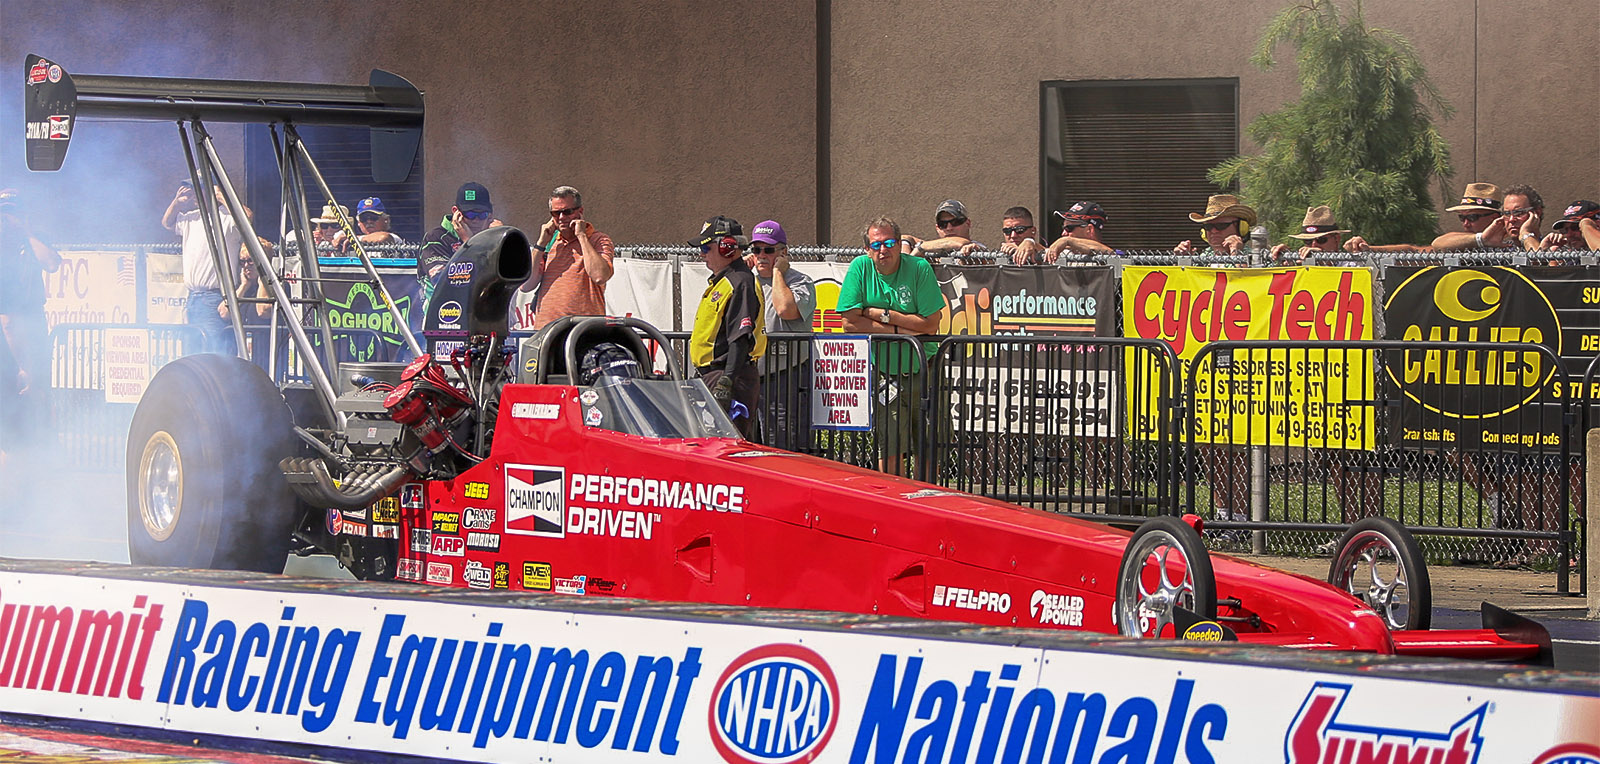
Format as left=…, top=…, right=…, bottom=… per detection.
left=1383, top=265, right=1598, bottom=449
left=1123, top=266, right=1375, bottom=448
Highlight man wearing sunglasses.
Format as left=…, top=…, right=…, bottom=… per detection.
left=907, top=199, right=986, bottom=259
left=524, top=186, right=614, bottom=329
left=1431, top=182, right=1513, bottom=251
left=1546, top=199, right=1600, bottom=250
left=744, top=220, right=815, bottom=449
left=419, top=181, right=501, bottom=305
left=689, top=215, right=766, bottom=437
left=997, top=207, right=1048, bottom=265
left=1174, top=194, right=1256, bottom=257
left=1269, top=205, right=1350, bottom=263
left=334, top=196, right=405, bottom=252
left=1044, top=201, right=1113, bottom=263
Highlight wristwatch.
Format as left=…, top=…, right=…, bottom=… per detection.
left=878, top=308, right=891, bottom=323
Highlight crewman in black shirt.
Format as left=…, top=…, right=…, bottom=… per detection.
left=688, top=215, right=766, bottom=437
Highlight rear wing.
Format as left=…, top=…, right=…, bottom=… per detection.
left=23, top=54, right=423, bottom=182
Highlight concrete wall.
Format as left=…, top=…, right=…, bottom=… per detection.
left=2, top=0, right=1592, bottom=247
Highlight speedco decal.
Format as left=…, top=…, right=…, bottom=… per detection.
left=932, top=585, right=1011, bottom=613
left=505, top=464, right=565, bottom=537
left=1287, top=683, right=1485, bottom=764
left=710, top=644, right=839, bottom=764
left=1030, top=590, right=1085, bottom=627
left=852, top=657, right=1225, bottom=763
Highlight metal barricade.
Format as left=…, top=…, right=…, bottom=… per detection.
left=928, top=336, right=1180, bottom=517
left=1185, top=340, right=1575, bottom=590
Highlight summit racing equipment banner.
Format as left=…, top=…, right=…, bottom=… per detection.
left=1, top=571, right=1596, bottom=763
left=1383, top=265, right=1599, bottom=449
left=1122, top=266, right=1376, bottom=447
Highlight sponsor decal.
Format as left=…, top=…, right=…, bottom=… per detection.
left=587, top=576, right=620, bottom=595
left=579, top=389, right=599, bottom=405
left=585, top=407, right=604, bottom=426
left=48, top=114, right=70, bottom=140
left=505, top=464, right=566, bottom=538
left=523, top=356, right=538, bottom=375
left=426, top=561, right=453, bottom=584
left=522, top=561, right=552, bottom=590
left=1182, top=621, right=1226, bottom=641
left=568, top=472, right=746, bottom=513
left=326, top=509, right=341, bottom=535
left=371, top=524, right=398, bottom=539
left=409, top=528, right=431, bottom=553
left=462, top=506, right=496, bottom=530
left=445, top=261, right=474, bottom=283
left=395, top=558, right=423, bottom=581
left=567, top=508, right=659, bottom=540
left=1286, top=683, right=1485, bottom=764
left=492, top=562, right=510, bottom=589
left=437, top=300, right=463, bottom=329
left=344, top=503, right=369, bottom=521
left=339, top=520, right=368, bottom=537
left=432, top=511, right=461, bottom=534
left=853, top=659, right=1226, bottom=763
left=435, top=340, right=464, bottom=356
left=28, top=60, right=49, bottom=84
left=430, top=534, right=466, bottom=557
left=710, top=644, right=840, bottom=764
left=464, top=560, right=492, bottom=589
left=48, top=64, right=61, bottom=82
left=1532, top=744, right=1600, bottom=764
left=553, top=575, right=587, bottom=596
left=466, top=531, right=500, bottom=552
left=0, top=592, right=164, bottom=699
left=1029, top=589, right=1085, bottom=627
left=511, top=401, right=561, bottom=420
left=723, top=450, right=792, bottom=459
left=902, top=488, right=963, bottom=500
left=931, top=585, right=1011, bottom=613
left=463, top=481, right=490, bottom=501
left=399, top=483, right=424, bottom=509
left=369, top=496, right=399, bottom=524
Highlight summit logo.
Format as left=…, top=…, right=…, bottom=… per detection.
left=1286, top=683, right=1485, bottom=764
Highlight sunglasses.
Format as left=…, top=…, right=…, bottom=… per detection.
left=1500, top=206, right=1536, bottom=217
left=1001, top=225, right=1034, bottom=235
left=358, top=214, right=382, bottom=223
left=1200, top=221, right=1237, bottom=232
left=461, top=209, right=493, bottom=221
left=550, top=207, right=581, bottom=218
left=868, top=238, right=899, bottom=251
left=1062, top=224, right=1083, bottom=232
left=317, top=222, right=340, bottom=230
left=1458, top=212, right=1497, bottom=223
left=936, top=217, right=967, bottom=229
left=748, top=245, right=780, bottom=255
left=1312, top=234, right=1336, bottom=245
left=699, top=238, right=740, bottom=255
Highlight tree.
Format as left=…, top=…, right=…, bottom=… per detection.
left=1210, top=0, right=1453, bottom=245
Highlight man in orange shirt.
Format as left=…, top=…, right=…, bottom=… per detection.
left=523, top=186, right=615, bottom=328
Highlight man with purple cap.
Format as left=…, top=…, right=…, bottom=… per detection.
left=745, top=219, right=815, bottom=448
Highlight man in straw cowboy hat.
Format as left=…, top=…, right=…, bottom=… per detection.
left=1269, top=205, right=1352, bottom=263
left=1431, top=182, right=1513, bottom=251
left=1175, top=194, right=1256, bottom=257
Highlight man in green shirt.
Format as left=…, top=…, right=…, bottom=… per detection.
left=836, top=216, right=944, bottom=476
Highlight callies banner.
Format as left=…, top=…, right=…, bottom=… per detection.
left=1382, top=265, right=1599, bottom=450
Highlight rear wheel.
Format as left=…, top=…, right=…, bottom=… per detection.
left=1114, top=516, right=1217, bottom=638
left=1328, top=517, right=1431, bottom=630
left=126, top=354, right=299, bottom=572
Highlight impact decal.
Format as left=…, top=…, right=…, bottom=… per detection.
left=431, top=511, right=460, bottom=534
left=710, top=644, right=839, bottom=764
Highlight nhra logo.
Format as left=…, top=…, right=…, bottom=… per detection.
left=1386, top=267, right=1560, bottom=418
left=1532, top=744, right=1600, bottom=764
left=1287, top=683, right=1485, bottom=764
left=505, top=464, right=565, bottom=537
left=710, top=644, right=840, bottom=764
left=1030, top=589, right=1085, bottom=627
left=462, top=507, right=496, bottom=530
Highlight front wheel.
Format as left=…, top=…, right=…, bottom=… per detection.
left=126, top=353, right=299, bottom=572
left=1114, top=516, right=1217, bottom=638
left=1328, top=517, right=1431, bottom=630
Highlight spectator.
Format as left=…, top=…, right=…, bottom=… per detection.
left=1431, top=182, right=1509, bottom=251
left=1269, top=205, right=1351, bottom=262
left=1175, top=194, right=1256, bottom=257
left=837, top=216, right=944, bottom=476
left=1498, top=184, right=1545, bottom=252
left=0, top=188, right=62, bottom=458
left=523, top=186, right=615, bottom=329
left=335, top=197, right=405, bottom=251
left=162, top=178, right=250, bottom=355
left=745, top=219, right=816, bottom=449
left=910, top=200, right=985, bottom=258
left=295, top=202, right=347, bottom=251
left=1545, top=200, right=1600, bottom=250
left=1044, top=201, right=1113, bottom=262
left=689, top=216, right=766, bottom=438
left=997, top=206, right=1048, bottom=265
left=420, top=181, right=501, bottom=305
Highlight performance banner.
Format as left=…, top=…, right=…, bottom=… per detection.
left=1382, top=265, right=1599, bottom=449
left=937, top=265, right=1115, bottom=338
left=1122, top=266, right=1376, bottom=448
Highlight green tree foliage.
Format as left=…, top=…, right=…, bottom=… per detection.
left=1210, top=0, right=1453, bottom=245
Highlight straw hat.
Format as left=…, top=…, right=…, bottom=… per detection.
left=1444, top=182, right=1502, bottom=212
left=1288, top=206, right=1352, bottom=240
left=310, top=203, right=349, bottom=223
left=1188, top=194, right=1257, bottom=225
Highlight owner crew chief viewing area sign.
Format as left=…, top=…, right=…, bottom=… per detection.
left=1122, top=266, right=1376, bottom=448
left=812, top=335, right=872, bottom=430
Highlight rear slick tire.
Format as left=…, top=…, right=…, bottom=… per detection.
left=1328, top=516, right=1432, bottom=631
left=126, top=353, right=298, bottom=572
left=1114, top=516, right=1218, bottom=638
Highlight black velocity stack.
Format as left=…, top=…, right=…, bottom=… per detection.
left=423, top=226, right=533, bottom=348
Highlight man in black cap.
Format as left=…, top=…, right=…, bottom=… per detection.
left=1044, top=201, right=1113, bottom=262
left=688, top=215, right=766, bottom=437
left=419, top=181, right=501, bottom=305
left=1545, top=199, right=1600, bottom=250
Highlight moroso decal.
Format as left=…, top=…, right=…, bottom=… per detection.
left=710, top=644, right=839, bottom=764
left=505, top=464, right=565, bottom=537
left=1286, top=683, right=1485, bottom=764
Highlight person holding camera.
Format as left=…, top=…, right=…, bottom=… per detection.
left=162, top=178, right=250, bottom=355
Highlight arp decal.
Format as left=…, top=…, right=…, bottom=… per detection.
left=430, top=535, right=465, bottom=557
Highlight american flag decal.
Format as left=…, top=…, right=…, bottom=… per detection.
left=116, top=256, right=135, bottom=286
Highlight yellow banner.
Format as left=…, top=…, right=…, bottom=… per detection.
left=1122, top=266, right=1377, bottom=448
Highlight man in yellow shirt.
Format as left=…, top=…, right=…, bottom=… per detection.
left=689, top=215, right=766, bottom=437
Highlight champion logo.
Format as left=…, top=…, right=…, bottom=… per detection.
left=1286, top=683, right=1485, bottom=764
left=709, top=644, right=839, bottom=764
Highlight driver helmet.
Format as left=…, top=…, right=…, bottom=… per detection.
left=579, top=342, right=643, bottom=385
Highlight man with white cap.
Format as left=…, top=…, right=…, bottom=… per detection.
left=745, top=219, right=815, bottom=448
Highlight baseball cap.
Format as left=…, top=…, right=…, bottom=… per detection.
left=935, top=199, right=969, bottom=221
left=455, top=182, right=492, bottom=213
left=750, top=219, right=787, bottom=245
left=690, top=215, right=743, bottom=246
left=355, top=196, right=386, bottom=216
left=1553, top=200, right=1600, bottom=230
left=1056, top=201, right=1107, bottom=227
